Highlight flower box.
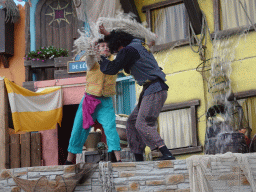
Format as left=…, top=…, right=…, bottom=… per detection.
left=30, top=58, right=55, bottom=68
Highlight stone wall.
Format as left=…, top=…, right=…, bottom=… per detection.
left=1, top=155, right=256, bottom=192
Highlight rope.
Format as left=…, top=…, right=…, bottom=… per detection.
left=188, top=12, right=211, bottom=61
left=187, top=153, right=256, bottom=192
left=98, top=161, right=115, bottom=192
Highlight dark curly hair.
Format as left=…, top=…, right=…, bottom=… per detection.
left=103, top=30, right=135, bottom=54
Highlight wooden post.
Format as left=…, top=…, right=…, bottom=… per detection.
left=21, top=132, right=31, bottom=167
left=10, top=134, right=21, bottom=168
left=0, top=78, right=10, bottom=169
left=31, top=132, right=41, bottom=167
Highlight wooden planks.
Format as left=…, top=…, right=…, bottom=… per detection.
left=8, top=132, right=41, bottom=168
left=0, top=79, right=10, bottom=169
left=25, top=2, right=30, bottom=55
left=10, top=134, right=21, bottom=168
left=31, top=133, right=41, bottom=167
left=21, top=132, right=31, bottom=167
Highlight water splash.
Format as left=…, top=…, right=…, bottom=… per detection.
left=205, top=28, right=251, bottom=155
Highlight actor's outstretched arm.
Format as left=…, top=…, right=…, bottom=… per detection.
left=99, top=46, right=140, bottom=75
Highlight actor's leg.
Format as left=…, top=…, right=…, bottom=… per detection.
left=96, top=97, right=121, bottom=161
left=136, top=90, right=175, bottom=160
left=136, top=90, right=174, bottom=159
left=126, top=105, right=146, bottom=161
left=67, top=97, right=91, bottom=157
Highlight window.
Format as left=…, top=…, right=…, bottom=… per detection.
left=213, top=0, right=256, bottom=36
left=158, top=99, right=202, bottom=155
left=142, top=0, right=189, bottom=52
left=114, top=73, right=136, bottom=115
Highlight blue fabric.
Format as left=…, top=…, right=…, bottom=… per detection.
left=68, top=96, right=121, bottom=154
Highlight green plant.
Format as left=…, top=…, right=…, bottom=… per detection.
left=24, top=46, right=69, bottom=62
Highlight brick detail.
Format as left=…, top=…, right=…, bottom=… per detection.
left=176, top=189, right=190, bottom=192
left=129, top=182, right=139, bottom=191
left=157, top=161, right=174, bottom=169
left=11, top=186, right=21, bottom=192
left=227, top=180, right=240, bottom=186
left=112, top=163, right=136, bottom=167
left=120, top=172, right=135, bottom=177
left=64, top=165, right=76, bottom=173
left=241, top=176, right=250, bottom=185
left=116, top=185, right=129, bottom=191
left=146, top=180, right=166, bottom=186
left=218, top=173, right=239, bottom=180
left=13, top=172, right=28, bottom=177
left=167, top=174, right=185, bottom=185
left=0, top=170, right=11, bottom=179
left=28, top=165, right=64, bottom=172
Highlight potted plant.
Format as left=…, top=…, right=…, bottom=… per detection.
left=24, top=46, right=69, bottom=68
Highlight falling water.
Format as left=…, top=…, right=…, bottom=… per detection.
left=204, top=29, right=251, bottom=154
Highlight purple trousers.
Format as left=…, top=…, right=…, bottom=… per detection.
left=126, top=90, right=167, bottom=154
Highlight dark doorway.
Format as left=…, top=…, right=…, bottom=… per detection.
left=58, top=104, right=78, bottom=165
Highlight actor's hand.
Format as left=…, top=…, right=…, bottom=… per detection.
left=148, top=41, right=155, bottom=48
left=99, top=24, right=110, bottom=36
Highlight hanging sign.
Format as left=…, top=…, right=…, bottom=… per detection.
left=67, top=61, right=87, bottom=73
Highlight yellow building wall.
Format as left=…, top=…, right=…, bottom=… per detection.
left=134, top=0, right=256, bottom=159
left=0, top=5, right=25, bottom=87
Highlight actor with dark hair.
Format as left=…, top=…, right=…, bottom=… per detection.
left=99, top=25, right=175, bottom=161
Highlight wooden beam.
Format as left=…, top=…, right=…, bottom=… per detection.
left=10, top=134, right=21, bottom=168
left=211, top=24, right=256, bottom=40
left=120, top=0, right=141, bottom=23
left=21, top=132, right=31, bottom=167
left=161, top=99, right=200, bottom=112
left=145, top=10, right=151, bottom=30
left=190, top=105, right=198, bottom=147
left=54, top=56, right=73, bottom=68
left=213, top=0, right=221, bottom=32
left=54, top=69, right=86, bottom=79
left=0, top=79, right=10, bottom=169
left=31, top=132, right=41, bottom=167
left=22, top=81, right=35, bottom=92
left=142, top=0, right=183, bottom=12
left=152, top=38, right=189, bottom=52
left=25, top=2, right=30, bottom=55
left=170, top=146, right=203, bottom=155
left=235, top=89, right=256, bottom=100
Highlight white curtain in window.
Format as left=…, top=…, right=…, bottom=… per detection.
left=159, top=108, right=192, bottom=149
left=74, top=0, right=123, bottom=22
left=152, top=3, right=188, bottom=45
left=221, top=0, right=256, bottom=30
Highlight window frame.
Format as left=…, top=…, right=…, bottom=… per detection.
left=212, top=0, right=256, bottom=39
left=160, top=99, right=202, bottom=155
left=142, top=0, right=190, bottom=52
